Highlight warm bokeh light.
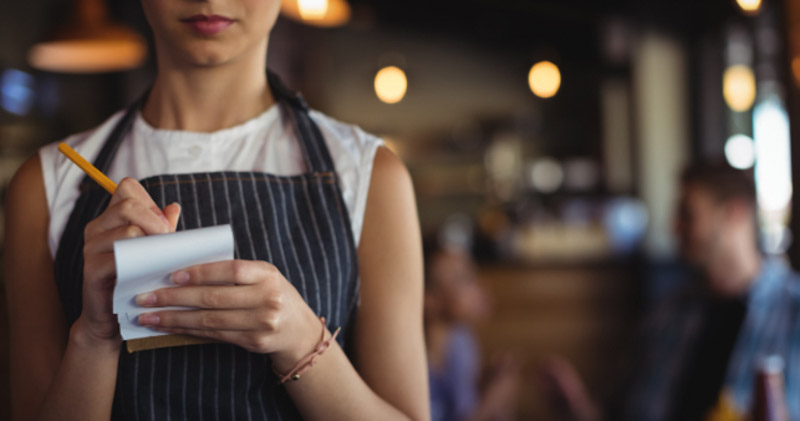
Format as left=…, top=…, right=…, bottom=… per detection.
left=29, top=37, right=147, bottom=73
left=298, top=0, right=328, bottom=20
left=724, top=134, right=756, bottom=169
left=280, top=0, right=351, bottom=27
left=736, top=0, right=762, bottom=14
left=723, top=65, right=756, bottom=112
left=528, top=61, right=561, bottom=98
left=792, top=56, right=800, bottom=88
left=374, top=66, right=408, bottom=104
left=26, top=0, right=147, bottom=73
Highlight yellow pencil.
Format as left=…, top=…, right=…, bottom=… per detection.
left=58, top=142, right=118, bottom=194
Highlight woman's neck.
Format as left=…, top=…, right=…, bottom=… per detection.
left=142, top=47, right=275, bottom=132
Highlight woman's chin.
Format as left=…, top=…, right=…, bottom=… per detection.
left=162, top=41, right=244, bottom=68
left=187, top=48, right=236, bottom=66
left=157, top=34, right=264, bottom=70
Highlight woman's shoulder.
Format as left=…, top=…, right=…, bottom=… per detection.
left=306, top=110, right=389, bottom=245
left=307, top=110, right=384, bottom=159
left=38, top=110, right=128, bottom=255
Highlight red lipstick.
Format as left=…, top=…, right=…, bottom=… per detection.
left=181, top=15, right=234, bottom=36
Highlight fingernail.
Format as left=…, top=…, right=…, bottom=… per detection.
left=172, top=271, right=190, bottom=285
left=138, top=313, right=160, bottom=326
left=136, top=292, right=157, bottom=306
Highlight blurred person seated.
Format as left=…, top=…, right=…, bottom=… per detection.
left=542, top=162, right=800, bottom=421
left=424, top=237, right=519, bottom=421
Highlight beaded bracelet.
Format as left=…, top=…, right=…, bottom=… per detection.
left=273, top=317, right=341, bottom=384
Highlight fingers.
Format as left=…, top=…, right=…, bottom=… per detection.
left=86, top=178, right=172, bottom=238
left=139, top=309, right=284, bottom=354
left=84, top=224, right=146, bottom=254
left=133, top=260, right=304, bottom=356
left=111, top=178, right=169, bottom=228
left=163, top=203, right=182, bottom=232
left=86, top=197, right=171, bottom=237
left=109, top=177, right=158, bottom=208
left=172, top=260, right=279, bottom=286
left=139, top=308, right=279, bottom=333
left=135, top=284, right=277, bottom=310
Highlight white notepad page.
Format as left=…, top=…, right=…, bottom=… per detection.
left=113, top=224, right=235, bottom=340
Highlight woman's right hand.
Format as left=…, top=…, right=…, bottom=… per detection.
left=77, top=177, right=181, bottom=346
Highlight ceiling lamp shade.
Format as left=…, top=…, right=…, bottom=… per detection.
left=28, top=0, right=147, bottom=73
left=280, top=0, right=351, bottom=28
left=736, top=0, right=762, bottom=15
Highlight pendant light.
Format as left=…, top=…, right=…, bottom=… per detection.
left=28, top=0, right=147, bottom=73
left=280, top=0, right=351, bottom=28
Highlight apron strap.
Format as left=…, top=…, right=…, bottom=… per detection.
left=267, top=71, right=336, bottom=174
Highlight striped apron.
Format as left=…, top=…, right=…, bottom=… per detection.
left=53, top=72, right=360, bottom=420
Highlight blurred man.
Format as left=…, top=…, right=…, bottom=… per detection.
left=544, top=162, right=800, bottom=421
left=425, top=240, right=520, bottom=421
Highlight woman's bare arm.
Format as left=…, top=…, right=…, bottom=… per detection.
left=5, top=155, right=120, bottom=420
left=5, top=155, right=67, bottom=419
left=350, top=147, right=429, bottom=418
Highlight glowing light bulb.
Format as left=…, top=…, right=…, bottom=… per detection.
left=374, top=66, right=408, bottom=104
left=723, top=65, right=756, bottom=112
left=528, top=61, right=561, bottom=99
left=298, top=0, right=328, bottom=20
left=280, top=0, right=350, bottom=27
left=736, top=0, right=762, bottom=14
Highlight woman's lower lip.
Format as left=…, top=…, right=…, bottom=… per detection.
left=182, top=19, right=233, bottom=36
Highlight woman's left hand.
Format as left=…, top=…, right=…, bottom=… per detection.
left=135, top=260, right=323, bottom=372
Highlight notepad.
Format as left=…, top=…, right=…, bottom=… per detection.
left=113, top=224, right=235, bottom=351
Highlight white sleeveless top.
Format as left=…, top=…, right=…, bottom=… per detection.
left=39, top=105, right=384, bottom=258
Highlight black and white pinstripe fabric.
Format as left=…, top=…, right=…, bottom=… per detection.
left=53, top=72, right=360, bottom=420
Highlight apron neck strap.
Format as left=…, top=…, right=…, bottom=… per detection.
left=267, top=71, right=336, bottom=174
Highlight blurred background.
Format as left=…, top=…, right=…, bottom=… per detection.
left=2, top=0, right=800, bottom=419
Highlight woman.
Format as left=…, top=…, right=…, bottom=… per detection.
left=4, top=1, right=428, bottom=420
